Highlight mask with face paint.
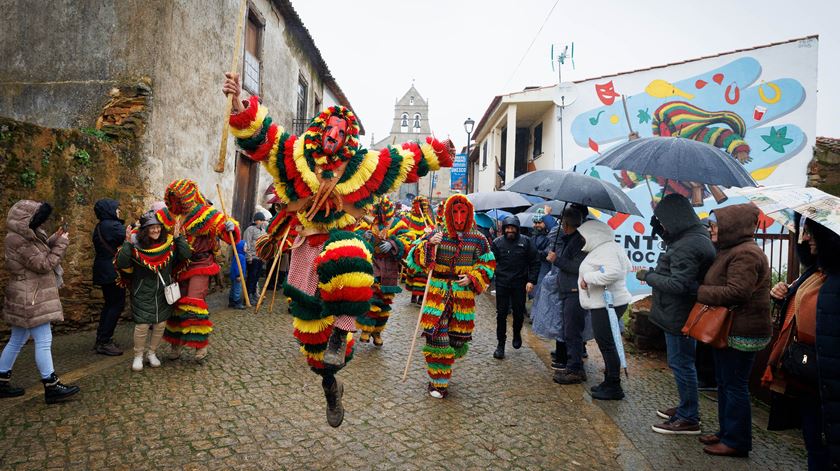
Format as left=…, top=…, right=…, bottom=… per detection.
left=443, top=194, right=474, bottom=235
left=322, top=115, right=347, bottom=156
left=452, top=202, right=469, bottom=232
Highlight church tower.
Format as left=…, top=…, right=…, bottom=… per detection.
left=372, top=85, right=451, bottom=204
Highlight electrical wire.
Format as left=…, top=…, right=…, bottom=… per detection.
left=502, top=0, right=562, bottom=89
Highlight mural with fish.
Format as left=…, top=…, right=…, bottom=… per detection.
left=560, top=37, right=817, bottom=296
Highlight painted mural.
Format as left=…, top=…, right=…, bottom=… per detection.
left=564, top=38, right=817, bottom=296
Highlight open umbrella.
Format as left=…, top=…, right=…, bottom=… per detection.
left=515, top=212, right=538, bottom=229
left=481, top=209, right=513, bottom=221
left=728, top=185, right=840, bottom=236
left=474, top=212, right=495, bottom=229
left=594, top=137, right=756, bottom=187
left=504, top=170, right=642, bottom=216
left=466, top=191, right=531, bottom=212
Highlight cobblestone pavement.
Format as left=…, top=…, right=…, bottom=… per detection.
left=0, top=290, right=807, bottom=470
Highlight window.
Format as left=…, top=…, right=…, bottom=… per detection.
left=243, top=11, right=263, bottom=95
left=413, top=113, right=421, bottom=132
left=400, top=113, right=409, bottom=133
left=482, top=141, right=488, bottom=168
left=313, top=94, right=322, bottom=116
left=409, top=96, right=415, bottom=105
left=533, top=122, right=543, bottom=157
left=295, top=76, right=308, bottom=135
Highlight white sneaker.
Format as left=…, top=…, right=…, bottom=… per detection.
left=147, top=352, right=161, bottom=368
left=131, top=356, right=143, bottom=371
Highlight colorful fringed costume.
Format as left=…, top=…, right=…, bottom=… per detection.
left=406, top=195, right=495, bottom=396
left=354, top=196, right=408, bottom=345
left=156, top=179, right=240, bottom=352
left=400, top=196, right=434, bottom=300
left=228, top=97, right=454, bottom=378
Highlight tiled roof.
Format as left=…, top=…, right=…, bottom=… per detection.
left=816, top=137, right=840, bottom=154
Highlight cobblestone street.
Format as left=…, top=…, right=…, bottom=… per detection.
left=0, top=291, right=807, bottom=470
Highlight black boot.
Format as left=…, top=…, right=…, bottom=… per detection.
left=590, top=379, right=624, bottom=401
left=42, top=373, right=80, bottom=404
left=493, top=342, right=505, bottom=359
left=551, top=341, right=567, bottom=369
left=322, top=377, right=345, bottom=427
left=512, top=330, right=522, bottom=350
left=323, top=328, right=349, bottom=368
left=0, top=371, right=24, bottom=398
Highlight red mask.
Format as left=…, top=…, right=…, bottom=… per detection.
left=322, top=116, right=347, bottom=155
left=452, top=202, right=470, bottom=231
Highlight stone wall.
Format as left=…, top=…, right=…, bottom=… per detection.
left=809, top=137, right=840, bottom=196
left=0, top=110, right=149, bottom=338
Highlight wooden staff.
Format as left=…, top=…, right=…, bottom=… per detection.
left=216, top=184, right=250, bottom=307
left=255, top=224, right=291, bottom=312
left=214, top=0, right=249, bottom=174
left=402, top=226, right=439, bottom=382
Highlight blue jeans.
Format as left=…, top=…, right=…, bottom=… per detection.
left=0, top=323, right=55, bottom=378
left=229, top=277, right=243, bottom=307
left=245, top=259, right=263, bottom=297
left=664, top=332, right=699, bottom=423
left=713, top=347, right=756, bottom=451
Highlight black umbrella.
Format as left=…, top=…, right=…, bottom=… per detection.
left=504, top=170, right=642, bottom=216
left=466, top=191, right=531, bottom=212
left=593, top=137, right=756, bottom=188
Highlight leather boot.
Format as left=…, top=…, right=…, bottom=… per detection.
left=493, top=342, right=505, bottom=359
left=0, top=371, right=24, bottom=398
left=590, top=379, right=624, bottom=401
left=42, top=373, right=80, bottom=404
left=512, top=330, right=522, bottom=349
left=323, top=378, right=345, bottom=428
left=323, top=328, right=348, bottom=368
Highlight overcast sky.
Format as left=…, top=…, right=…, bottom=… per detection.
left=294, top=0, right=839, bottom=151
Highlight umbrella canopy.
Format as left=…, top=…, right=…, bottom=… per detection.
left=522, top=194, right=547, bottom=205
left=593, top=137, right=756, bottom=188
left=481, top=209, right=513, bottom=221
left=517, top=212, right=549, bottom=229
left=504, top=170, right=642, bottom=216
left=474, top=212, right=495, bottom=229
left=728, top=185, right=840, bottom=236
left=466, top=191, right=531, bottom=211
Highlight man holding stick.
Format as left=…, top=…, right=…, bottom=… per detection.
left=222, top=73, right=454, bottom=426
left=406, top=195, right=495, bottom=398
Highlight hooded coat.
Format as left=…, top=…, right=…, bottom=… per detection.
left=577, top=220, right=632, bottom=310
left=491, top=216, right=539, bottom=288
left=3, top=200, right=69, bottom=328
left=696, top=204, right=772, bottom=340
left=92, top=198, right=126, bottom=286
left=645, top=194, right=717, bottom=335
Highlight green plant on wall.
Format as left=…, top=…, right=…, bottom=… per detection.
left=19, top=168, right=37, bottom=188
left=81, top=127, right=111, bottom=142
left=74, top=149, right=91, bottom=166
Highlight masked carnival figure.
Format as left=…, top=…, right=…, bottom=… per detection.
left=156, top=179, right=241, bottom=361
left=222, top=74, right=454, bottom=426
left=406, top=195, right=495, bottom=398
left=401, top=196, right=434, bottom=304
left=355, top=196, right=409, bottom=346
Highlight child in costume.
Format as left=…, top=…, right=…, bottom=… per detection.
left=223, top=73, right=453, bottom=427
left=356, top=196, right=409, bottom=346
left=157, top=179, right=241, bottom=361
left=400, top=196, right=434, bottom=304
left=407, top=195, right=495, bottom=398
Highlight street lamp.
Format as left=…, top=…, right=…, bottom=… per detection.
left=464, top=117, right=475, bottom=193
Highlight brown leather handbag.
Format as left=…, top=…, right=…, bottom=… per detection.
left=681, top=303, right=734, bottom=349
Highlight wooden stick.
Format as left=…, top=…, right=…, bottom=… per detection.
left=216, top=183, right=250, bottom=307
left=402, top=245, right=437, bottom=382
left=214, top=0, right=249, bottom=174
left=268, top=260, right=282, bottom=313
left=255, top=224, right=291, bottom=312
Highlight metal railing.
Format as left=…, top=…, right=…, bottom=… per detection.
left=754, top=231, right=799, bottom=285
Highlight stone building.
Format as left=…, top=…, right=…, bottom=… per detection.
left=0, top=0, right=360, bottom=333
left=372, top=85, right=452, bottom=206
left=810, top=137, right=840, bottom=195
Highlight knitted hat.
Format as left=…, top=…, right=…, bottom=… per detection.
left=532, top=208, right=545, bottom=223
left=253, top=211, right=267, bottom=222
left=139, top=211, right=161, bottom=228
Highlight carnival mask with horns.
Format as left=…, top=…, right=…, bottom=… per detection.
left=443, top=194, right=474, bottom=234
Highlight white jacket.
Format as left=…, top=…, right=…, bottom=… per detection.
left=577, top=220, right=633, bottom=310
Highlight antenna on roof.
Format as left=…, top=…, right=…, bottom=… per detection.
left=551, top=41, right=577, bottom=170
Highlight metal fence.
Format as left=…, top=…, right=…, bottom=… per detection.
left=754, top=230, right=799, bottom=285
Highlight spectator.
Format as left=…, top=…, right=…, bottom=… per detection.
left=577, top=219, right=632, bottom=400
left=531, top=208, right=553, bottom=299
left=549, top=207, right=589, bottom=384
left=228, top=240, right=247, bottom=309
left=695, top=204, right=771, bottom=458
left=91, top=198, right=127, bottom=356
left=243, top=212, right=268, bottom=301
left=491, top=216, right=539, bottom=359
left=115, top=211, right=191, bottom=372
left=639, top=194, right=716, bottom=435
left=0, top=200, right=80, bottom=403
left=763, top=217, right=840, bottom=469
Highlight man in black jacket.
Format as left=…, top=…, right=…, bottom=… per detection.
left=547, top=207, right=589, bottom=384
left=92, top=198, right=127, bottom=356
left=637, top=194, right=716, bottom=435
left=491, top=216, right=539, bottom=359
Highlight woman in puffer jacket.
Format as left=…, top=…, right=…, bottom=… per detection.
left=577, top=219, right=632, bottom=401
left=0, top=200, right=80, bottom=403
left=115, top=211, right=191, bottom=372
